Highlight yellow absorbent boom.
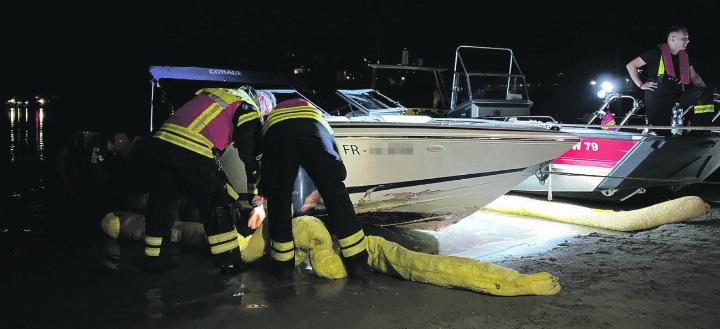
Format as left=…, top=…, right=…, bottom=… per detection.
left=101, top=213, right=560, bottom=296
left=484, top=195, right=710, bottom=231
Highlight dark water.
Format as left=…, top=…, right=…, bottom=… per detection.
left=2, top=106, right=51, bottom=231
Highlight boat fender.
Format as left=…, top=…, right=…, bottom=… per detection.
left=484, top=195, right=709, bottom=231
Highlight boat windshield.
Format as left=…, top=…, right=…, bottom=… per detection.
left=261, top=89, right=326, bottom=113
left=335, top=89, right=406, bottom=117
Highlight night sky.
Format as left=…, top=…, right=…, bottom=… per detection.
left=3, top=1, right=718, bottom=128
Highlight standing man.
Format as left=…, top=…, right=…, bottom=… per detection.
left=257, top=93, right=370, bottom=281
left=626, top=26, right=714, bottom=127
left=144, top=87, right=265, bottom=274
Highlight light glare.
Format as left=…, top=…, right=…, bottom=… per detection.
left=601, top=81, right=614, bottom=92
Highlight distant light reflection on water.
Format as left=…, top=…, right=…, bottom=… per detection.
left=3, top=104, right=50, bottom=234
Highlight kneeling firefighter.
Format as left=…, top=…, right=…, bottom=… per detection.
left=257, top=93, right=370, bottom=281
left=144, top=87, right=265, bottom=273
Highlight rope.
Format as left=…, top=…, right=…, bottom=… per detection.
left=540, top=170, right=720, bottom=185
left=556, top=123, right=720, bottom=131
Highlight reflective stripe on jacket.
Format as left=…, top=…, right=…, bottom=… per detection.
left=263, top=98, right=333, bottom=135
left=154, top=88, right=260, bottom=158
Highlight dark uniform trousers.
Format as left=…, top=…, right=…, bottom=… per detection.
left=261, top=127, right=368, bottom=268
left=645, top=78, right=714, bottom=127
left=144, top=139, right=238, bottom=266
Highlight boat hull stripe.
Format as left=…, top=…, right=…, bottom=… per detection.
left=345, top=167, right=526, bottom=194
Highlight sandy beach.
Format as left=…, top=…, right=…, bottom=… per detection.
left=4, top=196, right=720, bottom=329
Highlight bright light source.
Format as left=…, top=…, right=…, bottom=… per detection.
left=400, top=76, right=406, bottom=81
left=601, top=81, right=614, bottom=92
left=37, top=98, right=45, bottom=105
left=597, top=90, right=607, bottom=98
left=589, top=80, right=597, bottom=86
left=8, top=98, right=16, bottom=104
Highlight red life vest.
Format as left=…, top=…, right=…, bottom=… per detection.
left=658, top=43, right=690, bottom=85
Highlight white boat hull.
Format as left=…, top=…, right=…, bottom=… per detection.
left=222, top=120, right=578, bottom=216
left=329, top=121, right=577, bottom=214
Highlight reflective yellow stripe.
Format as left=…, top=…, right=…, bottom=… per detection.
left=267, top=110, right=322, bottom=123
left=145, top=236, right=162, bottom=246
left=160, top=123, right=213, bottom=148
left=265, top=106, right=321, bottom=122
left=154, top=132, right=214, bottom=158
left=208, top=230, right=237, bottom=245
left=145, top=247, right=161, bottom=257
left=271, top=249, right=295, bottom=262
left=188, top=103, right=224, bottom=132
left=658, top=55, right=665, bottom=76
left=267, top=107, right=321, bottom=119
left=338, top=230, right=365, bottom=248
left=694, top=104, right=715, bottom=114
left=267, top=105, right=316, bottom=116
left=341, top=238, right=367, bottom=258
left=263, top=105, right=333, bottom=134
left=210, top=239, right=239, bottom=255
left=271, top=240, right=295, bottom=252
left=225, top=183, right=239, bottom=200
left=263, top=113, right=333, bottom=134
left=237, top=112, right=261, bottom=126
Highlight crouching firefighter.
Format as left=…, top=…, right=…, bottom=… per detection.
left=143, top=87, right=265, bottom=274
left=256, top=93, right=370, bottom=281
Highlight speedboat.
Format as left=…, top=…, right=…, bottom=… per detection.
left=149, top=66, right=579, bottom=216
left=323, top=89, right=578, bottom=214
left=446, top=46, right=720, bottom=201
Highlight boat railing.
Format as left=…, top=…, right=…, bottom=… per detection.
left=484, top=115, right=560, bottom=124
left=585, top=92, right=643, bottom=128
left=567, top=91, right=720, bottom=134
left=449, top=46, right=533, bottom=118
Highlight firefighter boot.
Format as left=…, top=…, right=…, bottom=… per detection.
left=143, top=241, right=179, bottom=274
left=270, top=259, right=295, bottom=280
left=208, top=206, right=247, bottom=275
left=343, top=250, right=370, bottom=282
left=216, top=248, right=249, bottom=275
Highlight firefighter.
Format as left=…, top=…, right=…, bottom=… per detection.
left=258, top=95, right=370, bottom=281
left=144, top=87, right=265, bottom=274
left=626, top=25, right=714, bottom=128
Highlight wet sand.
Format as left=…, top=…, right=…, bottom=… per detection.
left=4, top=203, right=720, bottom=329
left=5, top=181, right=720, bottom=329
